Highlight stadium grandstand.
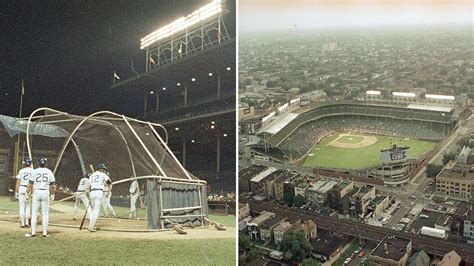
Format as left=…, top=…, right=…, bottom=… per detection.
left=111, top=0, right=236, bottom=200
left=246, top=101, right=455, bottom=186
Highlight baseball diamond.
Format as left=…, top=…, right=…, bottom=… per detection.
left=303, top=132, right=438, bottom=170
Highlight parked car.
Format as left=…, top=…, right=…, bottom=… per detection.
left=358, top=251, right=366, bottom=257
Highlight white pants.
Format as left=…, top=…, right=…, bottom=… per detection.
left=101, top=191, right=115, bottom=216
left=89, top=190, right=103, bottom=230
left=18, top=186, right=31, bottom=226
left=31, top=190, right=49, bottom=236
left=73, top=192, right=91, bottom=219
left=130, top=194, right=138, bottom=217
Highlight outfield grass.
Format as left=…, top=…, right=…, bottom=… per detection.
left=0, top=229, right=235, bottom=265
left=303, top=133, right=437, bottom=169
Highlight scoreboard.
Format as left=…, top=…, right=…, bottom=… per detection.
left=380, top=146, right=410, bottom=165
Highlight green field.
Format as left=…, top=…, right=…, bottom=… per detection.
left=303, top=133, right=437, bottom=170
left=0, top=196, right=236, bottom=265
left=0, top=230, right=235, bottom=265
left=338, top=135, right=364, bottom=144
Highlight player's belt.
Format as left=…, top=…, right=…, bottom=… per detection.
left=77, top=190, right=85, bottom=192
left=20, top=185, right=28, bottom=187
left=91, top=188, right=103, bottom=191
left=36, top=189, right=48, bottom=190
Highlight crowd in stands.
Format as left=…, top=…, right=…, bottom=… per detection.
left=279, top=115, right=445, bottom=160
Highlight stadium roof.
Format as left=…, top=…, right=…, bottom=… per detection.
left=425, top=94, right=455, bottom=100
left=366, top=90, right=381, bottom=95
left=262, top=112, right=298, bottom=135
left=407, top=104, right=452, bottom=113
left=393, top=92, right=416, bottom=97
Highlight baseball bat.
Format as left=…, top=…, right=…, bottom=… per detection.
left=79, top=164, right=94, bottom=230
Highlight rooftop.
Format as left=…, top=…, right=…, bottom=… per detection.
left=250, top=167, right=278, bottom=183
left=275, top=172, right=295, bottom=184
left=439, top=162, right=474, bottom=181
left=307, top=180, right=328, bottom=192
left=260, top=214, right=287, bottom=229
left=261, top=112, right=298, bottom=135
left=248, top=212, right=275, bottom=226
left=318, top=180, right=339, bottom=194
left=369, top=195, right=388, bottom=209
left=370, top=235, right=411, bottom=262
left=239, top=165, right=267, bottom=180
left=310, top=229, right=349, bottom=257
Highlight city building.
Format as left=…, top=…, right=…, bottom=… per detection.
left=247, top=212, right=275, bottom=240
left=239, top=203, right=250, bottom=221
left=249, top=167, right=278, bottom=197
left=239, top=165, right=267, bottom=193
left=463, top=208, right=474, bottom=240
left=369, top=235, right=412, bottom=266
left=273, top=172, right=297, bottom=201
left=407, top=250, right=430, bottom=266
left=435, top=250, right=461, bottom=266
left=352, top=185, right=376, bottom=218
left=328, top=181, right=355, bottom=210
left=273, top=219, right=300, bottom=245
left=259, top=214, right=286, bottom=243
left=306, top=179, right=328, bottom=206
left=310, top=229, right=350, bottom=262
left=435, top=162, right=474, bottom=202
left=365, top=195, right=390, bottom=222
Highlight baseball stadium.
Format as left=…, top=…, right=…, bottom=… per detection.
left=251, top=101, right=455, bottom=186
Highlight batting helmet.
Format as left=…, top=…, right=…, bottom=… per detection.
left=23, top=159, right=33, bottom=166
left=96, top=163, right=108, bottom=170
left=38, top=157, right=47, bottom=167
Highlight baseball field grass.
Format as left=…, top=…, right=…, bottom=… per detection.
left=303, top=133, right=437, bottom=169
left=0, top=228, right=235, bottom=265
left=0, top=196, right=236, bottom=265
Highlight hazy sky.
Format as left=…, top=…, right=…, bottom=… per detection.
left=239, top=0, right=473, bottom=32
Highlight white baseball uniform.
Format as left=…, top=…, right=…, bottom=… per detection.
left=101, top=182, right=116, bottom=217
left=73, top=177, right=91, bottom=220
left=29, top=167, right=55, bottom=236
left=88, top=171, right=110, bottom=231
left=129, top=180, right=139, bottom=218
left=16, top=167, right=33, bottom=227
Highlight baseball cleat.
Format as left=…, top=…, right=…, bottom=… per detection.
left=72, top=218, right=76, bottom=221
left=25, top=233, right=36, bottom=237
left=20, top=225, right=25, bottom=228
left=42, top=234, right=50, bottom=237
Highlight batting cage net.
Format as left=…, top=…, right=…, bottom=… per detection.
left=2, top=108, right=208, bottom=229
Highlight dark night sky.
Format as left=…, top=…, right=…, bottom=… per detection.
left=0, top=0, right=213, bottom=117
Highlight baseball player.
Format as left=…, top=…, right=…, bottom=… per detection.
left=25, top=157, right=55, bottom=237
left=129, top=179, right=139, bottom=218
left=15, top=159, right=34, bottom=228
left=73, top=174, right=91, bottom=221
left=101, top=171, right=116, bottom=217
left=88, top=163, right=112, bottom=232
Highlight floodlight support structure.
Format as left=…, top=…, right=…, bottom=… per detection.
left=144, top=2, right=230, bottom=71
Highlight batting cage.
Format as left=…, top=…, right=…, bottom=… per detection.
left=1, top=108, right=210, bottom=230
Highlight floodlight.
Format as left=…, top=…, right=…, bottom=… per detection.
left=191, top=78, right=196, bottom=82
left=208, top=72, right=213, bottom=76
left=175, top=127, right=179, bottom=131
left=177, top=83, right=181, bottom=86
left=162, top=87, right=167, bottom=91
left=223, top=133, right=227, bottom=137
left=226, top=67, right=231, bottom=71
left=150, top=91, right=154, bottom=94
left=140, top=0, right=223, bottom=49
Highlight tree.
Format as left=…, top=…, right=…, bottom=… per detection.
left=294, top=195, right=306, bottom=207
left=239, top=235, right=252, bottom=250
left=426, top=164, right=443, bottom=178
left=442, top=152, right=455, bottom=165
left=279, top=229, right=313, bottom=262
left=284, top=193, right=294, bottom=206
left=246, top=248, right=262, bottom=262
left=266, top=80, right=278, bottom=88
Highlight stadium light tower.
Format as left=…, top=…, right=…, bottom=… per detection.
left=141, top=0, right=230, bottom=71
